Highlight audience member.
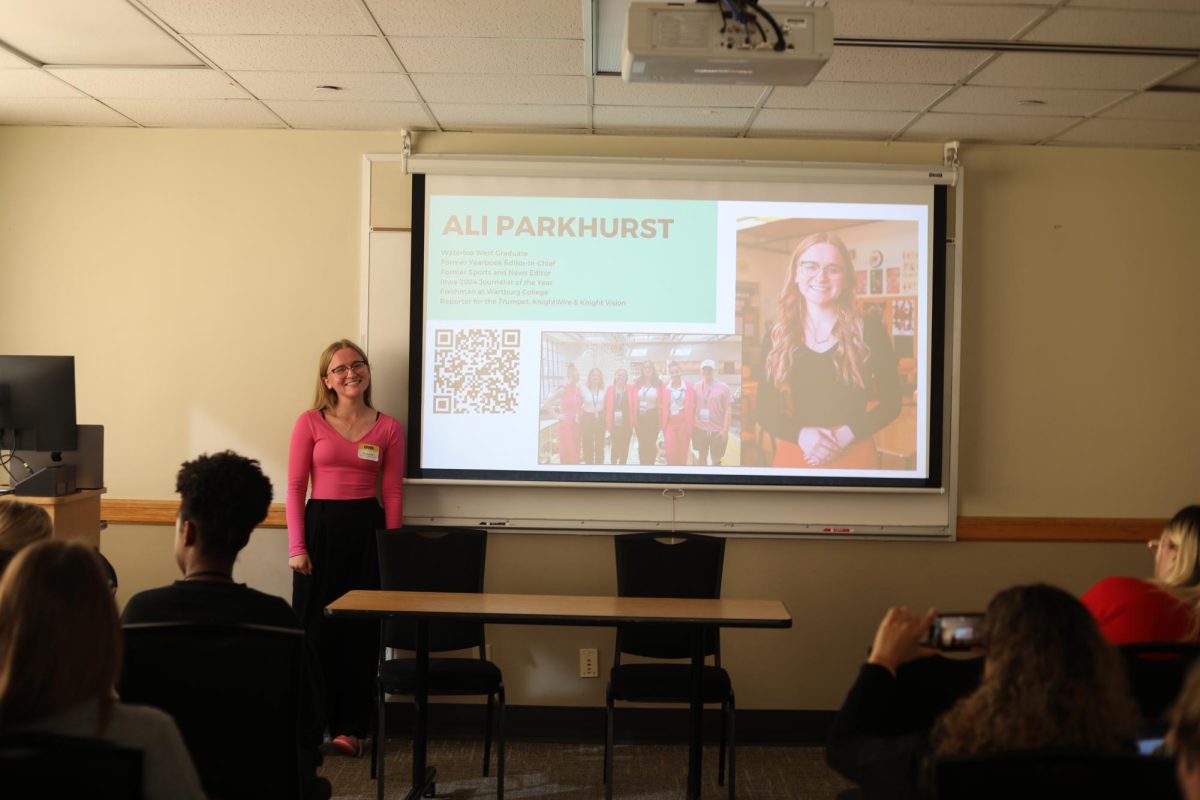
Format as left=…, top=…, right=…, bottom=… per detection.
left=121, top=450, right=327, bottom=799
left=0, top=499, right=52, bottom=574
left=0, top=540, right=204, bottom=800
left=1171, top=661, right=1200, bottom=800
left=828, top=584, right=1140, bottom=800
left=1083, top=505, right=1200, bottom=644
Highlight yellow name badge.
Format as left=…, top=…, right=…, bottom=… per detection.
left=358, top=444, right=380, bottom=462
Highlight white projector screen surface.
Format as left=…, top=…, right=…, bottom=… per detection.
left=411, top=169, right=946, bottom=494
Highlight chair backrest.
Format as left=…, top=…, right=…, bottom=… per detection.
left=0, top=732, right=143, bottom=800
left=935, top=749, right=1177, bottom=799
left=377, top=526, right=487, bottom=654
left=1119, top=642, right=1200, bottom=726
left=613, top=532, right=724, bottom=662
left=119, top=622, right=305, bottom=800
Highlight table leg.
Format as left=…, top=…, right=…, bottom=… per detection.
left=687, top=627, right=704, bottom=800
left=404, top=620, right=437, bottom=800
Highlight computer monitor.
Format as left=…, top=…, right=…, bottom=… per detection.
left=0, top=355, right=78, bottom=453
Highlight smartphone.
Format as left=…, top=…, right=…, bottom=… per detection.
left=926, top=613, right=986, bottom=651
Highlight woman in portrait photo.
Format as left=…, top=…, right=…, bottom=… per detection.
left=760, top=232, right=901, bottom=469
left=579, top=367, right=606, bottom=465
left=661, top=360, right=695, bottom=466
left=542, top=362, right=583, bottom=465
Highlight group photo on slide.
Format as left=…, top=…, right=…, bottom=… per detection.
left=735, top=217, right=921, bottom=471
left=537, top=332, right=741, bottom=467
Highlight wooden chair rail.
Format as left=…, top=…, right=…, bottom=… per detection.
left=97, top=500, right=1164, bottom=543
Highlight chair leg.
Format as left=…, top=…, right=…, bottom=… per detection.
left=604, top=684, right=614, bottom=800
left=727, top=692, right=736, bottom=800
left=496, top=684, right=506, bottom=800
left=376, top=680, right=386, bottom=800
left=483, top=692, right=494, bottom=777
left=718, top=698, right=727, bottom=786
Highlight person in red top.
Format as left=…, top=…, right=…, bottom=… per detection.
left=1082, top=505, right=1200, bottom=644
left=542, top=362, right=583, bottom=465
left=288, top=339, right=404, bottom=757
left=660, top=360, right=695, bottom=466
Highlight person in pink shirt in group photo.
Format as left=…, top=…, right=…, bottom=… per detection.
left=691, top=359, right=733, bottom=466
left=287, top=339, right=404, bottom=758
left=660, top=360, right=694, bottom=467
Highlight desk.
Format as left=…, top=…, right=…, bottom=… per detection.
left=0, top=489, right=103, bottom=548
left=327, top=590, right=791, bottom=800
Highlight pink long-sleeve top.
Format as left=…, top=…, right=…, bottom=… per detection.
left=286, top=409, right=405, bottom=558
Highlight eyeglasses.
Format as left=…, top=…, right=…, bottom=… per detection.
left=798, top=261, right=845, bottom=278
left=328, top=360, right=368, bottom=376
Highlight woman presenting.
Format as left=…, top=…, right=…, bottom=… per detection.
left=661, top=360, right=695, bottom=466
left=759, top=232, right=900, bottom=469
left=542, top=363, right=583, bottom=465
left=605, top=367, right=636, bottom=465
left=288, top=339, right=404, bottom=757
left=633, top=360, right=664, bottom=466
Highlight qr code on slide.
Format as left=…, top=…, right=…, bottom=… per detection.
left=432, top=329, right=520, bottom=414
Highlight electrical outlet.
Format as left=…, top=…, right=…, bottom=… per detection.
left=580, top=647, right=599, bottom=678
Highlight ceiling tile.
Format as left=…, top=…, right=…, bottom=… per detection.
left=767, top=81, right=948, bottom=111
left=231, top=71, right=418, bottom=101
left=0, top=48, right=34, bottom=68
left=1052, top=117, right=1200, bottom=147
left=388, top=37, right=583, bottom=75
left=141, top=0, right=376, bottom=35
left=1159, top=60, right=1200, bottom=89
left=969, top=52, right=1194, bottom=90
left=1023, top=8, right=1200, bottom=49
left=1100, top=92, right=1200, bottom=121
left=829, top=1, right=1046, bottom=40
left=750, top=108, right=916, bottom=137
left=901, top=111, right=1078, bottom=143
left=593, top=105, right=751, bottom=131
left=46, top=67, right=247, bottom=99
left=0, top=0, right=201, bottom=66
left=412, top=74, right=586, bottom=105
left=933, top=85, right=1129, bottom=116
left=819, top=47, right=995, bottom=85
left=0, top=69, right=86, bottom=98
left=264, top=99, right=431, bottom=129
left=430, top=103, right=589, bottom=129
left=185, top=35, right=396, bottom=72
left=0, top=97, right=136, bottom=126
left=366, top=0, right=583, bottom=39
left=103, top=97, right=284, bottom=127
left=594, top=75, right=765, bottom=107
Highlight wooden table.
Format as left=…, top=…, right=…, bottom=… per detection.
left=326, top=590, right=792, bottom=800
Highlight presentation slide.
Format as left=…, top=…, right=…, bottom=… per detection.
left=416, top=174, right=937, bottom=487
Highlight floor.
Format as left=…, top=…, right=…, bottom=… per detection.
left=321, top=738, right=854, bottom=800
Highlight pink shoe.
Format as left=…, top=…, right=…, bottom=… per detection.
left=331, top=734, right=363, bottom=757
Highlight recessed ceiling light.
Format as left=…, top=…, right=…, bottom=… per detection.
left=1017, top=99, right=1046, bottom=107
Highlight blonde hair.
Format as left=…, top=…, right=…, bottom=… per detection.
left=0, top=500, right=53, bottom=557
left=765, top=232, right=869, bottom=408
left=0, top=540, right=121, bottom=732
left=1154, top=505, right=1200, bottom=636
left=311, top=339, right=372, bottom=413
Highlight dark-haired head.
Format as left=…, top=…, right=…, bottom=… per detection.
left=176, top=450, right=273, bottom=561
left=935, top=583, right=1138, bottom=756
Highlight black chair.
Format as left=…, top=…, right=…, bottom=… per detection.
left=119, top=622, right=312, bottom=800
left=374, top=526, right=504, bottom=800
left=935, top=749, right=1178, bottom=799
left=1120, top=642, right=1200, bottom=733
left=605, top=532, right=733, bottom=800
left=0, top=732, right=142, bottom=800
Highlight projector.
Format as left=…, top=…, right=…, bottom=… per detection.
left=622, top=1, right=833, bottom=86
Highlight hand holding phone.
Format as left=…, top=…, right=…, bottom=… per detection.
left=924, top=613, right=986, bottom=651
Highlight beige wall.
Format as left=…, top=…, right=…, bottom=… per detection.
left=1, top=127, right=1197, bottom=710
